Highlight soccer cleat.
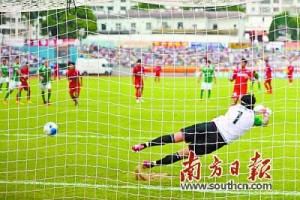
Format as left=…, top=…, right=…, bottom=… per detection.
left=140, top=98, right=144, bottom=102
left=131, top=144, right=144, bottom=152
left=136, top=99, right=140, bottom=103
left=142, top=160, right=154, bottom=169
left=3, top=100, right=7, bottom=105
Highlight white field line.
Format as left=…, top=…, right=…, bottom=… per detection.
left=1, top=133, right=299, bottom=143
left=0, top=180, right=299, bottom=197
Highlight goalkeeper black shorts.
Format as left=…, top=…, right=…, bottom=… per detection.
left=181, top=121, right=227, bottom=156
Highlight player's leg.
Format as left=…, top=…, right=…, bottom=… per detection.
left=135, top=87, right=141, bottom=103
left=132, top=131, right=184, bottom=152
left=47, top=83, right=52, bottom=104
left=208, top=90, right=211, bottom=99
left=264, top=79, right=270, bottom=92
left=74, top=87, right=80, bottom=106
left=5, top=79, right=9, bottom=93
left=258, top=81, right=261, bottom=90
left=27, top=86, right=31, bottom=102
left=3, top=81, right=15, bottom=104
left=69, top=88, right=75, bottom=100
left=142, top=147, right=189, bottom=168
left=200, top=90, right=204, bottom=99
left=269, top=79, right=272, bottom=93
left=16, top=86, right=23, bottom=104
left=0, top=78, right=3, bottom=93
left=40, top=83, right=47, bottom=104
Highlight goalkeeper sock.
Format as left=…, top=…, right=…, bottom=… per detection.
left=142, top=134, right=174, bottom=148
left=208, top=90, right=211, bottom=99
left=42, top=91, right=46, bottom=103
left=155, top=152, right=182, bottom=166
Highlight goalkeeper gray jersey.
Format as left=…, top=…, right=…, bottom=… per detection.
left=212, top=105, right=255, bottom=144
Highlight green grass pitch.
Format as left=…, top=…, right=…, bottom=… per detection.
left=0, top=76, right=299, bottom=199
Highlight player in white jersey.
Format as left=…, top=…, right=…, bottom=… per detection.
left=132, top=94, right=271, bottom=168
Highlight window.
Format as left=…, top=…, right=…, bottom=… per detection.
left=108, top=6, right=113, bottom=12
left=178, top=22, right=183, bottom=29
left=192, top=24, right=197, bottom=30
left=261, top=0, right=271, bottom=3
left=252, top=7, right=255, bottom=12
left=116, top=23, right=121, bottom=31
left=131, top=23, right=136, bottom=31
left=261, top=7, right=270, bottom=13
left=273, top=0, right=279, bottom=3
left=121, top=6, right=126, bottom=11
left=121, top=0, right=126, bottom=2
left=234, top=24, right=237, bottom=29
left=146, top=23, right=151, bottom=30
left=282, top=0, right=293, bottom=3
left=101, top=24, right=107, bottom=31
left=162, top=22, right=169, bottom=29
left=97, top=6, right=104, bottom=10
left=213, top=24, right=218, bottom=30
left=274, top=7, right=280, bottom=12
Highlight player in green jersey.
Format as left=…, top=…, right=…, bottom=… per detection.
left=0, top=58, right=9, bottom=94
left=3, top=56, right=22, bottom=105
left=251, top=70, right=261, bottom=91
left=198, top=60, right=216, bottom=101
left=37, top=59, right=52, bottom=105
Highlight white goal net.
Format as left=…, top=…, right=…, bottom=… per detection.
left=0, top=0, right=299, bottom=199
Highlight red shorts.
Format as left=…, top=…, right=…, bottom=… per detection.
left=232, top=86, right=247, bottom=98
left=155, top=73, right=160, bottom=77
left=265, top=78, right=272, bottom=83
left=287, top=74, right=293, bottom=78
left=21, top=82, right=29, bottom=90
left=69, top=86, right=80, bottom=94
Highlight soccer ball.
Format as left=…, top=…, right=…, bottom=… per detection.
left=254, top=104, right=266, bottom=114
left=254, top=105, right=272, bottom=116
left=44, top=122, right=58, bottom=136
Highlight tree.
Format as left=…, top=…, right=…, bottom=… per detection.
left=268, top=11, right=297, bottom=41
left=181, top=5, right=245, bottom=12
left=132, top=3, right=165, bottom=9
left=23, top=6, right=97, bottom=39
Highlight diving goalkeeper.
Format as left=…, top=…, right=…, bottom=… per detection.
left=132, top=94, right=271, bottom=169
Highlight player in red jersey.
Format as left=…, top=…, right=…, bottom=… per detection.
left=53, top=64, right=60, bottom=80
left=154, top=65, right=162, bottom=83
left=18, top=62, right=31, bottom=104
left=66, top=62, right=82, bottom=106
left=230, top=58, right=253, bottom=105
left=132, top=59, right=145, bottom=103
left=287, top=61, right=294, bottom=85
left=264, top=59, right=272, bottom=94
